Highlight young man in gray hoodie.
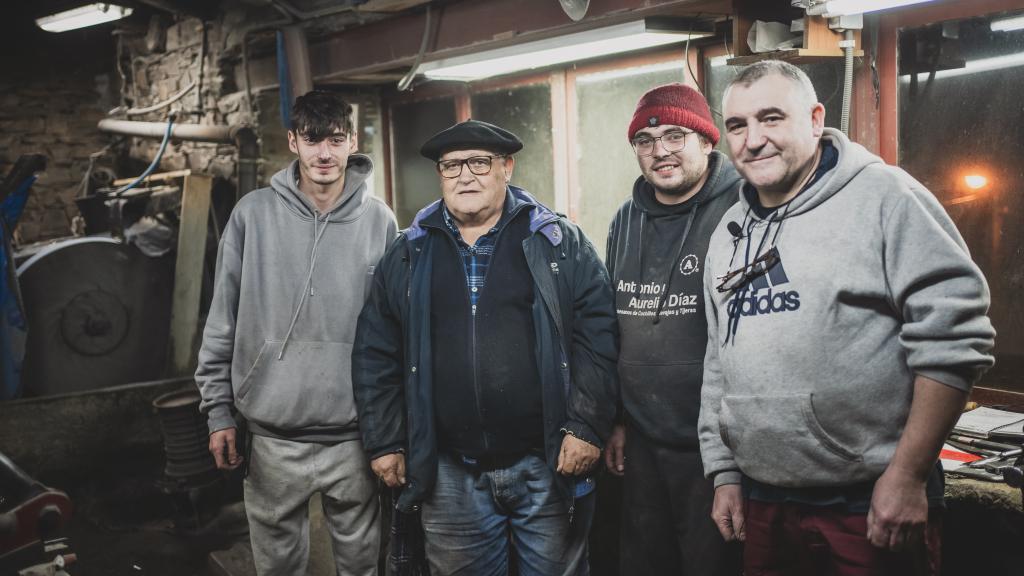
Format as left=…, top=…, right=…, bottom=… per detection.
left=195, top=91, right=397, bottom=575
left=699, top=61, right=995, bottom=575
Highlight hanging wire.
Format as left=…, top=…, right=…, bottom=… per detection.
left=397, top=4, right=434, bottom=91
left=114, top=113, right=176, bottom=196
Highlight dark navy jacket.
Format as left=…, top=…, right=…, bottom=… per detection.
left=352, top=186, right=619, bottom=513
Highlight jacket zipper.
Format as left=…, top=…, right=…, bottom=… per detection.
left=441, top=232, right=489, bottom=453
left=471, top=251, right=487, bottom=454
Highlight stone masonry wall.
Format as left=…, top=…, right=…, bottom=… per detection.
left=118, top=12, right=255, bottom=189
left=0, top=72, right=117, bottom=243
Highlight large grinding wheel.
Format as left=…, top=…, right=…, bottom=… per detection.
left=17, top=237, right=174, bottom=396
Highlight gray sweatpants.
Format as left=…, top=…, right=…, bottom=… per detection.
left=244, top=434, right=380, bottom=576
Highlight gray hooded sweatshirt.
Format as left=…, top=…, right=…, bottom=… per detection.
left=196, top=154, right=397, bottom=441
left=698, top=128, right=995, bottom=489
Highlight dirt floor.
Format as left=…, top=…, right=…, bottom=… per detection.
left=37, top=447, right=246, bottom=576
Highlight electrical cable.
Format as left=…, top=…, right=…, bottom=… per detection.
left=398, top=4, right=434, bottom=91
left=840, top=29, right=854, bottom=135
left=113, top=113, right=176, bottom=196
left=684, top=13, right=704, bottom=88
left=122, top=82, right=195, bottom=116
left=196, top=21, right=207, bottom=115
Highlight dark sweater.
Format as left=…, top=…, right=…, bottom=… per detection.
left=606, top=151, right=740, bottom=447
left=431, top=208, right=544, bottom=457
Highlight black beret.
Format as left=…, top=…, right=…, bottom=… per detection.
left=419, top=119, right=524, bottom=161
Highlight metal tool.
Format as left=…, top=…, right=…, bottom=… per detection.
left=949, top=466, right=1004, bottom=482
left=949, top=434, right=1021, bottom=452
left=967, top=447, right=1023, bottom=470
left=0, top=452, right=73, bottom=568
left=946, top=439, right=1000, bottom=457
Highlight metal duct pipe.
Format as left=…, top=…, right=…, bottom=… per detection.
left=98, top=118, right=233, bottom=143
left=97, top=119, right=260, bottom=200
left=152, top=390, right=217, bottom=480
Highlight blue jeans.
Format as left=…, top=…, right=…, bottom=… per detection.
left=421, top=452, right=594, bottom=576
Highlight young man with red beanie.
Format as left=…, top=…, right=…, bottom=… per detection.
left=604, top=83, right=742, bottom=575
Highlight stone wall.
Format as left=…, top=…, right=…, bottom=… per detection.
left=1, top=9, right=394, bottom=246
left=0, top=4, right=124, bottom=244
left=0, top=57, right=117, bottom=243
left=118, top=12, right=254, bottom=189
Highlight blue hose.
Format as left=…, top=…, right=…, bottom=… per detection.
left=114, top=115, right=175, bottom=196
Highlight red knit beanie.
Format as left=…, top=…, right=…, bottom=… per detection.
left=627, top=83, right=719, bottom=145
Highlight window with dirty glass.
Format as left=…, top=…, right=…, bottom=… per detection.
left=899, top=13, right=1024, bottom=393
left=575, top=61, right=688, bottom=258
left=471, top=83, right=555, bottom=208
left=704, top=56, right=846, bottom=152
left=391, top=97, right=456, bottom=227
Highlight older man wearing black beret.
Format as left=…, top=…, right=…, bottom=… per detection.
left=352, top=119, right=619, bottom=575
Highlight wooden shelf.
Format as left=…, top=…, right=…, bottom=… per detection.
left=727, top=47, right=865, bottom=66
left=730, top=0, right=863, bottom=66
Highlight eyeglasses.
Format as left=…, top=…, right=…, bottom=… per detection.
left=436, top=155, right=506, bottom=179
left=631, top=130, right=692, bottom=157
left=715, top=246, right=780, bottom=293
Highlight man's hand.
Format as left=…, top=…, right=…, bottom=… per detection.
left=865, top=375, right=966, bottom=551
left=603, top=424, right=626, bottom=476
left=371, top=453, right=406, bottom=488
left=866, top=466, right=928, bottom=551
left=209, top=427, right=243, bottom=470
left=557, top=434, right=600, bottom=476
left=711, top=484, right=745, bottom=542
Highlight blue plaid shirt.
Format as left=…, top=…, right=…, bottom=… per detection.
left=441, top=197, right=512, bottom=315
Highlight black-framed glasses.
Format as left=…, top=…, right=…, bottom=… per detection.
left=715, top=246, right=780, bottom=293
left=436, top=155, right=506, bottom=179
left=631, top=130, right=693, bottom=157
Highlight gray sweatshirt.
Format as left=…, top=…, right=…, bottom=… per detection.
left=698, top=128, right=995, bottom=489
left=196, top=155, right=397, bottom=441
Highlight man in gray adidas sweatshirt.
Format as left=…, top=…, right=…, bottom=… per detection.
left=195, top=91, right=397, bottom=575
left=699, top=61, right=995, bottom=576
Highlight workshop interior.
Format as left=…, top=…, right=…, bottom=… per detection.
left=1, top=0, right=1022, bottom=575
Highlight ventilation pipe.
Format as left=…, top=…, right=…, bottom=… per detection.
left=97, top=119, right=259, bottom=200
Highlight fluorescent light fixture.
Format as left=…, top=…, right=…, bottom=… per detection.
left=900, top=52, right=1024, bottom=81
left=36, top=3, right=133, bottom=33
left=991, top=14, right=1024, bottom=32
left=419, top=18, right=712, bottom=82
left=576, top=60, right=687, bottom=84
left=811, top=0, right=936, bottom=17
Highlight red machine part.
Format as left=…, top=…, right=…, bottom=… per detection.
left=0, top=489, right=73, bottom=560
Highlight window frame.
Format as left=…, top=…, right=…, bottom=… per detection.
left=381, top=44, right=704, bottom=221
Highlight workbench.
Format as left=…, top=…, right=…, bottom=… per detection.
left=943, top=474, right=1023, bottom=574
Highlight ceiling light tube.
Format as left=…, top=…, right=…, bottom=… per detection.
left=418, top=18, right=712, bottom=82
left=36, top=4, right=134, bottom=33
left=808, top=0, right=936, bottom=18
left=991, top=14, right=1024, bottom=32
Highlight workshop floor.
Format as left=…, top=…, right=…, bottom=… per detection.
left=49, top=447, right=246, bottom=576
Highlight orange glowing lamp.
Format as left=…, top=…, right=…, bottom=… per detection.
left=964, top=174, right=989, bottom=190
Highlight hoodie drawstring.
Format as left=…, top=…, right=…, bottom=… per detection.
left=653, top=202, right=700, bottom=325
left=279, top=211, right=332, bottom=360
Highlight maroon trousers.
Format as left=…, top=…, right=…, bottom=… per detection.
left=743, top=499, right=942, bottom=576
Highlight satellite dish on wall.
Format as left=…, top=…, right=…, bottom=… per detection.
left=559, top=0, right=589, bottom=21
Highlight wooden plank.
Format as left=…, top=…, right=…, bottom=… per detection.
left=112, top=169, right=192, bottom=186
left=804, top=14, right=863, bottom=53
left=727, top=47, right=865, bottom=66
left=732, top=9, right=755, bottom=57
left=168, top=174, right=212, bottom=377
left=550, top=70, right=570, bottom=217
